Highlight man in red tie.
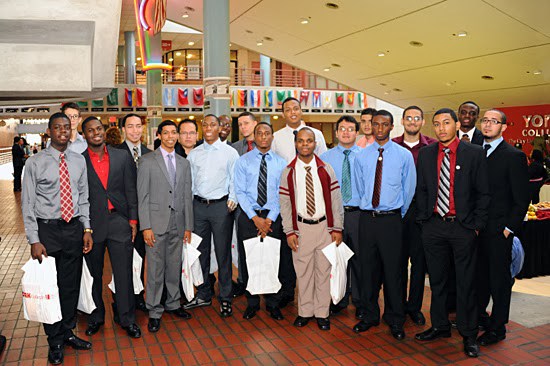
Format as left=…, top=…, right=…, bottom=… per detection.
left=21, top=112, right=94, bottom=365
left=232, top=112, right=258, bottom=156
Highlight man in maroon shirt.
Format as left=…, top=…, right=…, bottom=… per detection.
left=392, top=106, right=437, bottom=326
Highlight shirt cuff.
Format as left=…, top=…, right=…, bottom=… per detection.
left=267, top=211, right=279, bottom=222
left=505, top=227, right=514, bottom=234
left=27, top=232, right=40, bottom=245
left=129, top=220, right=138, bottom=225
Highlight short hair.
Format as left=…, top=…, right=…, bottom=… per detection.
left=433, top=108, right=458, bottom=122
left=157, top=120, right=178, bottom=135
left=335, top=115, right=359, bottom=132
left=486, top=108, right=507, bottom=125
left=254, top=121, right=274, bottom=134
left=204, top=114, right=220, bottom=124
left=458, top=101, right=480, bottom=113
left=61, top=102, right=80, bottom=114
left=121, top=113, right=143, bottom=128
left=532, top=149, right=544, bottom=162
left=177, top=118, right=198, bottom=133
left=48, top=112, right=70, bottom=129
left=238, top=111, right=256, bottom=120
left=81, top=116, right=100, bottom=132
left=105, top=126, right=122, bottom=146
left=294, top=127, right=315, bottom=142
left=402, top=105, right=423, bottom=119
left=282, top=97, right=300, bottom=110
left=360, top=108, right=377, bottom=117
left=13, top=136, right=20, bottom=144
left=373, top=110, right=394, bottom=125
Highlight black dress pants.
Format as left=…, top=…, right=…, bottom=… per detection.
left=422, top=216, right=478, bottom=337
left=38, top=218, right=83, bottom=347
left=336, top=210, right=361, bottom=309
left=13, top=165, right=23, bottom=190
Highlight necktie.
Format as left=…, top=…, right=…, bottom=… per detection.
left=305, top=166, right=316, bottom=216
left=133, top=146, right=139, bottom=166
left=247, top=140, right=254, bottom=152
left=372, top=148, right=384, bottom=208
left=341, top=150, right=352, bottom=203
left=484, top=144, right=491, bottom=157
left=59, top=153, right=74, bottom=222
left=167, top=154, right=176, bottom=188
left=461, top=134, right=470, bottom=142
left=437, top=148, right=451, bottom=217
left=257, top=154, right=268, bottom=207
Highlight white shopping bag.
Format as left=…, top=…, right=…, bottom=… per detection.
left=108, top=249, right=144, bottom=295
left=181, top=237, right=203, bottom=302
left=231, top=222, right=239, bottom=268
left=209, top=236, right=218, bottom=274
left=21, top=256, right=63, bottom=324
left=322, top=242, right=354, bottom=304
left=189, top=233, right=204, bottom=286
left=244, top=236, right=282, bottom=295
left=77, top=260, right=96, bottom=314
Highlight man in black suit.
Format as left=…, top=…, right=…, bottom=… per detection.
left=12, top=136, right=27, bottom=192
left=477, top=109, right=530, bottom=346
left=81, top=117, right=141, bottom=338
left=415, top=108, right=490, bottom=358
left=117, top=113, right=151, bottom=311
left=457, top=101, right=483, bottom=145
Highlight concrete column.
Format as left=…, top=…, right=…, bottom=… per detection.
left=203, top=0, right=230, bottom=117
left=146, top=33, right=163, bottom=144
left=260, top=54, right=271, bottom=124
left=117, top=46, right=124, bottom=66
left=124, top=31, right=136, bottom=84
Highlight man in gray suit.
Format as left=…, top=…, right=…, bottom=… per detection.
left=137, top=120, right=194, bottom=333
left=232, top=112, right=258, bottom=155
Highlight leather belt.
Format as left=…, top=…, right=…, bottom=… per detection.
left=435, top=215, right=457, bottom=222
left=194, top=195, right=228, bottom=204
left=344, top=206, right=359, bottom=212
left=37, top=217, right=79, bottom=225
left=362, top=209, right=400, bottom=217
left=297, top=215, right=326, bottom=225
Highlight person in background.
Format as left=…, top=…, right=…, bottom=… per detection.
left=105, top=126, right=123, bottom=146
left=61, top=102, right=88, bottom=154
left=219, top=115, right=233, bottom=143
left=457, top=101, right=483, bottom=145
left=177, top=119, right=199, bottom=158
left=356, top=108, right=376, bottom=148
left=528, top=149, right=548, bottom=204
left=12, top=136, right=26, bottom=192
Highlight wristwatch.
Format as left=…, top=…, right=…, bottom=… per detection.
left=84, top=228, right=93, bottom=234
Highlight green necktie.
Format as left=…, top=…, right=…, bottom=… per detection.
left=341, top=150, right=352, bottom=203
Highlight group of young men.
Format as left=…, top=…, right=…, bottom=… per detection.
left=21, top=98, right=530, bottom=364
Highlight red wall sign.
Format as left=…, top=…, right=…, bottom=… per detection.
left=498, top=104, right=550, bottom=155
left=161, top=40, right=172, bottom=51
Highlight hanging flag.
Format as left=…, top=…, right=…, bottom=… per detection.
left=357, top=93, right=368, bottom=109
left=92, top=99, right=104, bottom=107
left=291, top=90, right=299, bottom=100
left=193, top=87, right=204, bottom=106
left=135, top=88, right=143, bottom=107
left=163, top=88, right=176, bottom=106
left=125, top=88, right=133, bottom=107
left=276, top=90, right=286, bottom=105
left=346, top=92, right=355, bottom=107
left=237, top=89, right=247, bottom=107
left=107, top=88, right=118, bottom=106
left=77, top=101, right=88, bottom=108
left=178, top=88, right=189, bottom=105
left=248, top=90, right=260, bottom=107
left=312, top=91, right=321, bottom=108
left=264, top=90, right=273, bottom=107
left=323, top=92, right=333, bottom=108
left=336, top=93, right=344, bottom=108
left=300, top=90, right=310, bottom=105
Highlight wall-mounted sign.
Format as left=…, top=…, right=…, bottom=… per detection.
left=204, top=77, right=231, bottom=99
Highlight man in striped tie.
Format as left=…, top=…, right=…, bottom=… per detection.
left=415, top=108, right=490, bottom=358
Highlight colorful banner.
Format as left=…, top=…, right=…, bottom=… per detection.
left=107, top=88, right=118, bottom=106
left=163, top=88, right=176, bottom=106
left=336, top=93, right=344, bottom=108
left=357, top=93, right=367, bottom=109
left=264, top=90, right=273, bottom=107
left=237, top=89, right=247, bottom=107
left=249, top=90, right=260, bottom=107
left=178, top=88, right=189, bottom=106
left=277, top=90, right=286, bottom=105
left=77, top=101, right=88, bottom=108
left=193, top=87, right=203, bottom=106
left=323, top=92, right=333, bottom=108
left=312, top=91, right=321, bottom=108
left=92, top=99, right=104, bottom=107
left=347, top=92, right=355, bottom=106
left=300, top=90, right=310, bottom=105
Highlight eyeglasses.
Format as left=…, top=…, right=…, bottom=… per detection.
left=338, top=126, right=356, bottom=133
left=179, top=131, right=197, bottom=136
left=480, top=118, right=503, bottom=125
left=404, top=116, right=422, bottom=122
left=67, top=114, right=80, bottom=120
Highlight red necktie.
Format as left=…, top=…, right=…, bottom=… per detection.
left=59, top=153, right=74, bottom=222
left=247, top=140, right=253, bottom=152
left=372, top=148, right=384, bottom=208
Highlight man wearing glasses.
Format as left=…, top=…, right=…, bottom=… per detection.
left=177, top=118, right=199, bottom=158
left=61, top=103, right=88, bottom=154
left=392, top=106, right=437, bottom=327
left=457, top=101, right=484, bottom=145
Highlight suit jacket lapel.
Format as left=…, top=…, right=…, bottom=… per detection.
left=154, top=149, right=171, bottom=185
left=83, top=150, right=106, bottom=192
left=428, top=144, right=439, bottom=193
left=176, top=156, right=185, bottom=188
left=106, top=146, right=115, bottom=190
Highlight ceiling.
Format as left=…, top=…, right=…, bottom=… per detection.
left=117, top=0, right=549, bottom=112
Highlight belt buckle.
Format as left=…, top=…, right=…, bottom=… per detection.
left=371, top=211, right=377, bottom=218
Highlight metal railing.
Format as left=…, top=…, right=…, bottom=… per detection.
left=0, top=147, right=12, bottom=165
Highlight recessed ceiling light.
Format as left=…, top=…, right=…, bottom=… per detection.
left=136, top=57, right=141, bottom=61
left=189, top=115, right=195, bottom=120
left=175, top=52, right=182, bottom=56
left=300, top=18, right=309, bottom=24
left=377, top=52, right=386, bottom=57
left=481, top=75, right=494, bottom=80
left=392, top=88, right=402, bottom=92
left=264, top=36, right=274, bottom=41
left=384, top=91, right=390, bottom=95
left=256, top=40, right=263, bottom=46
left=168, top=58, right=174, bottom=62
left=182, top=12, right=189, bottom=18
left=445, top=81, right=456, bottom=86
left=331, top=63, right=341, bottom=68
left=188, top=41, right=195, bottom=46
left=533, top=70, right=542, bottom=75
left=273, top=115, right=279, bottom=120
left=245, top=30, right=253, bottom=34
left=176, top=118, right=181, bottom=122
left=409, top=41, right=423, bottom=47
left=186, top=54, right=193, bottom=59
left=323, top=67, right=330, bottom=72
left=179, top=66, right=184, bottom=71
left=229, top=43, right=232, bottom=47
left=325, top=2, right=339, bottom=10
left=453, top=31, right=468, bottom=37
left=379, top=83, right=387, bottom=86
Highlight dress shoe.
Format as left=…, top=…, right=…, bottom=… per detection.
left=135, top=294, right=148, bottom=312
left=390, top=325, right=405, bottom=340
left=477, top=331, right=506, bottom=346
left=165, top=307, right=192, bottom=319
left=294, top=316, right=312, bottom=327
left=478, top=314, right=490, bottom=332
left=353, top=320, right=379, bottom=333
left=85, top=322, right=104, bottom=336
left=64, top=334, right=92, bottom=350
left=232, top=281, right=246, bottom=298
left=147, top=318, right=161, bottom=333
left=267, top=306, right=284, bottom=321
left=330, top=303, right=346, bottom=315
left=183, top=297, right=212, bottom=310
left=464, top=336, right=480, bottom=357
left=123, top=323, right=142, bottom=338
left=48, top=345, right=64, bottom=365
left=0, top=334, right=6, bottom=355
left=408, top=311, right=426, bottom=325
left=317, top=317, right=330, bottom=331
left=243, top=306, right=259, bottom=320
left=355, top=309, right=367, bottom=320
left=220, top=301, right=233, bottom=318
left=415, top=327, right=451, bottom=341
left=279, top=295, right=294, bottom=309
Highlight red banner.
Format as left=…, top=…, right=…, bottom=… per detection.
left=498, top=104, right=550, bottom=156
left=161, top=40, right=172, bottom=51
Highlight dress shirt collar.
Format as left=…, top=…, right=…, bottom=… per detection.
left=296, top=156, right=317, bottom=171
left=159, top=146, right=176, bottom=160
left=459, top=127, right=475, bottom=141
left=336, top=144, right=359, bottom=154
left=45, top=145, right=68, bottom=161
left=125, top=140, right=140, bottom=152
left=88, top=145, right=108, bottom=160
left=204, top=138, right=222, bottom=150
left=286, top=121, right=306, bottom=132
left=371, top=139, right=395, bottom=151
left=394, top=133, right=432, bottom=147
left=438, top=137, right=460, bottom=154
left=253, top=147, right=273, bottom=159
left=483, top=136, right=503, bottom=155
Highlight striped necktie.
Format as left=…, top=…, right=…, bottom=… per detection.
left=437, top=148, right=451, bottom=217
left=257, top=154, right=268, bottom=207
left=341, top=150, right=352, bottom=203
left=372, top=148, right=384, bottom=208
left=59, top=153, right=74, bottom=222
left=305, top=166, right=316, bottom=216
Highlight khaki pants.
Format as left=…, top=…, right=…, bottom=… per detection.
left=293, top=220, right=332, bottom=318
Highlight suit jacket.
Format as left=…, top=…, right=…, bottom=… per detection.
left=416, top=140, right=490, bottom=230
left=83, top=146, right=138, bottom=243
left=231, top=138, right=255, bottom=156
left=484, top=140, right=530, bottom=234
left=116, top=141, right=152, bottom=160
left=137, top=148, right=193, bottom=237
left=12, top=144, right=25, bottom=167
left=458, top=128, right=484, bottom=145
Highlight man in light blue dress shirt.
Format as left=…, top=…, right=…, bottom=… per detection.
left=320, top=116, right=365, bottom=319
left=234, top=122, right=287, bottom=321
left=184, top=114, right=240, bottom=318
left=352, top=110, right=416, bottom=341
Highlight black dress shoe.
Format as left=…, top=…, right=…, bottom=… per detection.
left=268, top=306, right=284, bottom=321
left=64, top=335, right=92, bottom=350
left=317, top=317, right=330, bottom=331
left=135, top=295, right=148, bottom=312
left=279, top=295, right=294, bottom=309
left=220, top=301, right=233, bottom=318
left=243, top=306, right=259, bottom=320
left=232, top=281, right=246, bottom=298
left=355, top=309, right=366, bottom=320
left=353, top=320, right=379, bottom=333
left=0, top=334, right=6, bottom=355
left=148, top=318, right=161, bottom=333
left=123, top=323, right=142, bottom=338
left=390, top=325, right=405, bottom=340
left=165, top=307, right=192, bottom=319
left=293, top=316, right=312, bottom=327
left=330, top=303, right=346, bottom=315
left=408, top=311, right=426, bottom=325
left=477, top=331, right=506, bottom=346
left=415, top=327, right=451, bottom=341
left=85, top=322, right=104, bottom=336
left=48, top=345, right=64, bottom=365
left=464, top=336, right=480, bottom=357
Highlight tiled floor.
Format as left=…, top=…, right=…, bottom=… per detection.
left=0, top=180, right=549, bottom=365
